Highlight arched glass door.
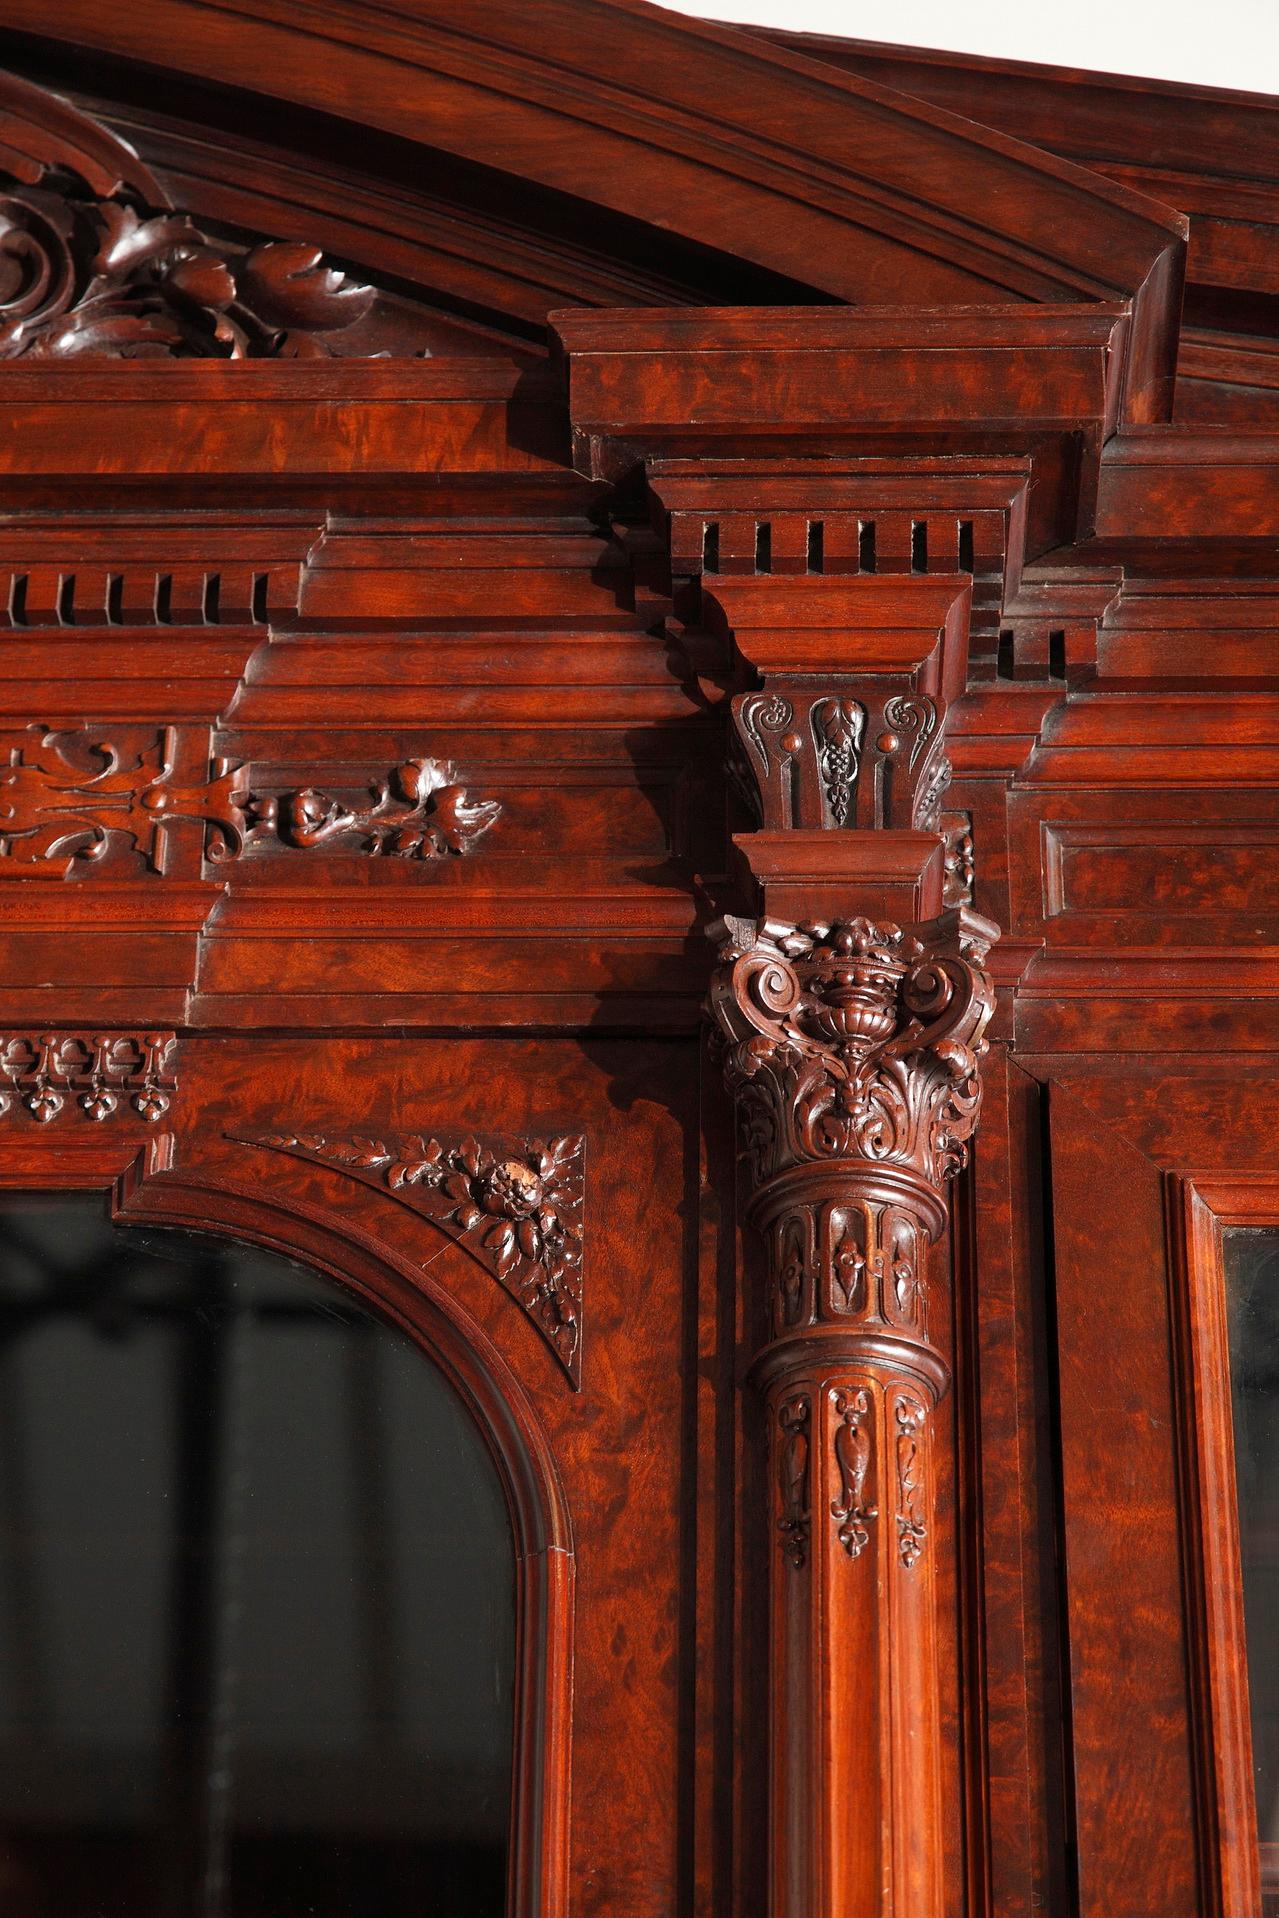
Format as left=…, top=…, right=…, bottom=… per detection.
left=0, top=1193, right=515, bottom=1917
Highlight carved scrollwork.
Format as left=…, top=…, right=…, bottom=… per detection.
left=709, top=910, right=998, bottom=1193
left=732, top=691, right=799, bottom=829
left=0, top=176, right=374, bottom=361
left=880, top=694, right=937, bottom=772
left=830, top=1387, right=878, bottom=1560
left=0, top=725, right=246, bottom=873
left=248, top=760, right=501, bottom=861
left=0, top=1031, right=176, bottom=1122
left=235, top=1128, right=583, bottom=1385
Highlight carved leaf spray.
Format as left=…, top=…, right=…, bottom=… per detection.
left=0, top=182, right=375, bottom=359
left=0, top=732, right=500, bottom=872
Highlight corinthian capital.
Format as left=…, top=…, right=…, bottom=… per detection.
left=709, top=909, right=998, bottom=1197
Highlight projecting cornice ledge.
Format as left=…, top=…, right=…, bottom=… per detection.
left=8, top=0, right=1183, bottom=379
left=554, top=305, right=1145, bottom=545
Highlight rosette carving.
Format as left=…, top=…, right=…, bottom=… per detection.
left=709, top=909, right=998, bottom=1194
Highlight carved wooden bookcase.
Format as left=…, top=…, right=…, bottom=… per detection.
left=0, top=7, right=1276, bottom=1916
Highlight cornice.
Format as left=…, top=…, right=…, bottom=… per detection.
left=5, top=0, right=1184, bottom=338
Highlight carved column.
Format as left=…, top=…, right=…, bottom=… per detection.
left=709, top=908, right=997, bottom=1918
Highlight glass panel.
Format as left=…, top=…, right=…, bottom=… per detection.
left=0, top=1193, right=514, bottom=1917
left=1225, top=1228, right=1279, bottom=1915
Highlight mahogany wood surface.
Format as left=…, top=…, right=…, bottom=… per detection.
left=0, top=8, right=1275, bottom=1916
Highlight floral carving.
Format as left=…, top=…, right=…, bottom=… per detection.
left=0, top=725, right=246, bottom=872
left=830, top=1388, right=878, bottom=1559
left=708, top=910, right=998, bottom=1194
left=236, top=1129, right=584, bottom=1385
left=0, top=169, right=375, bottom=359
left=942, top=810, right=975, bottom=908
left=249, top=760, right=501, bottom=861
left=894, top=1398, right=928, bottom=1569
left=830, top=1216, right=866, bottom=1311
left=810, top=697, right=866, bottom=826
left=0, top=1032, right=176, bottom=1122
left=777, top=1394, right=812, bottom=1569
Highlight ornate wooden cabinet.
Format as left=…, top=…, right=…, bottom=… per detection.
left=0, top=6, right=1275, bottom=1916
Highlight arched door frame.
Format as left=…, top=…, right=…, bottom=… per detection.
left=0, top=1131, right=573, bottom=1918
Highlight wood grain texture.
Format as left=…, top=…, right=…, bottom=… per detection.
left=0, top=21, right=1276, bottom=1918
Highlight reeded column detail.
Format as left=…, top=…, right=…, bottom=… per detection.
left=709, top=910, right=997, bottom=1918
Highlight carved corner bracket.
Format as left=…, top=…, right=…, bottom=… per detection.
left=233, top=1129, right=584, bottom=1386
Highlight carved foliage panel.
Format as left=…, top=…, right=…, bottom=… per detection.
left=0, top=725, right=246, bottom=876
left=0, top=727, right=502, bottom=877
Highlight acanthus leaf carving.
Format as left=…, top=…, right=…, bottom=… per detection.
left=234, top=1128, right=583, bottom=1386
left=0, top=175, right=375, bottom=361
left=248, top=759, right=502, bottom=861
left=0, top=1031, right=177, bottom=1123
left=708, top=910, right=998, bottom=1194
left=0, top=725, right=246, bottom=874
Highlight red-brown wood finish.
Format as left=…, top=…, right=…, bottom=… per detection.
left=0, top=9, right=1276, bottom=1916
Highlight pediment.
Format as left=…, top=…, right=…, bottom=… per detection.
left=1, top=0, right=1185, bottom=365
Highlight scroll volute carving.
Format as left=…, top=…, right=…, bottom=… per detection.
left=703, top=574, right=971, bottom=836
left=0, top=71, right=377, bottom=359
left=710, top=907, right=996, bottom=1208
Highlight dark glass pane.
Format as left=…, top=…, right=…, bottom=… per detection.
left=1225, top=1228, right=1279, bottom=1915
left=0, top=1194, right=514, bottom=1917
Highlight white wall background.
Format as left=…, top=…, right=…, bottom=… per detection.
left=658, top=0, right=1279, bottom=95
